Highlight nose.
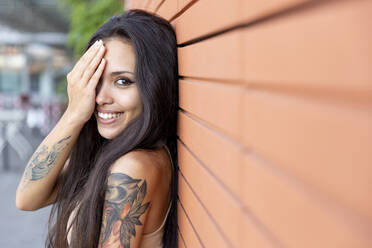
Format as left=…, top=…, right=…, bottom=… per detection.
left=96, top=81, right=114, bottom=106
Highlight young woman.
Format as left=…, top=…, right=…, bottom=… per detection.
left=16, top=10, right=179, bottom=248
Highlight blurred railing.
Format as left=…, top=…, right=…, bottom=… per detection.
left=0, top=109, right=31, bottom=170
left=0, top=94, right=63, bottom=171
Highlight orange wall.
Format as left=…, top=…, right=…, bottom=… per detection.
left=126, top=0, right=372, bottom=247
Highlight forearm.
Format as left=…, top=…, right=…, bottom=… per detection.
left=16, top=110, right=84, bottom=210
left=16, top=39, right=106, bottom=211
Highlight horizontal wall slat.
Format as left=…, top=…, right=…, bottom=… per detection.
left=126, top=0, right=137, bottom=9
left=175, top=0, right=309, bottom=44
left=128, top=0, right=147, bottom=9
left=178, top=31, right=241, bottom=81
left=243, top=154, right=372, bottom=248
left=178, top=0, right=372, bottom=92
left=178, top=111, right=242, bottom=199
left=244, top=90, right=372, bottom=221
left=178, top=230, right=187, bottom=248
left=178, top=202, right=203, bottom=248
left=243, top=0, right=372, bottom=90
left=146, top=0, right=163, bottom=12
left=178, top=141, right=244, bottom=247
left=241, top=212, right=277, bottom=248
left=178, top=171, right=230, bottom=248
left=156, top=0, right=177, bottom=20
left=179, top=79, right=244, bottom=141
left=178, top=0, right=196, bottom=12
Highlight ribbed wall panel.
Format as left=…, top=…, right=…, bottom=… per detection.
left=126, top=0, right=372, bottom=247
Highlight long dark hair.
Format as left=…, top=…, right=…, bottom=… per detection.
left=46, top=9, right=179, bottom=248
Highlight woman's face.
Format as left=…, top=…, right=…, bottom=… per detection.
left=94, top=38, right=142, bottom=140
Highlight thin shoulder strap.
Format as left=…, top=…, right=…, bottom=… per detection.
left=164, top=144, right=174, bottom=168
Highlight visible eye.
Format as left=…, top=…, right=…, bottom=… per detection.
left=115, top=77, right=134, bottom=87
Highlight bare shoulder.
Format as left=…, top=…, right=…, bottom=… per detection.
left=109, top=148, right=171, bottom=193
left=98, top=149, right=169, bottom=247
left=110, top=149, right=165, bottom=178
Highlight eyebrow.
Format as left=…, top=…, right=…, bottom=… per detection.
left=110, top=70, right=134, bottom=76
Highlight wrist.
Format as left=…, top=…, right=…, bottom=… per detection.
left=62, top=108, right=87, bottom=128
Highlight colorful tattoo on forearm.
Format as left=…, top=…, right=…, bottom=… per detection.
left=99, top=173, right=150, bottom=248
left=21, top=136, right=71, bottom=191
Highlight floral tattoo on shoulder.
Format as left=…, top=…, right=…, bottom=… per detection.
left=98, top=173, right=150, bottom=248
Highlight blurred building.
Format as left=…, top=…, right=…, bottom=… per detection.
left=0, top=0, right=72, bottom=170
left=0, top=0, right=71, bottom=134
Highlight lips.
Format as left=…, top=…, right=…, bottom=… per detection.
left=97, top=112, right=123, bottom=119
left=95, top=111, right=124, bottom=125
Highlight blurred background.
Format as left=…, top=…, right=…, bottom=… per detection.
left=0, top=0, right=123, bottom=247
left=2, top=0, right=372, bottom=247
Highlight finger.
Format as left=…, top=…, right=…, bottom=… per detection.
left=87, top=58, right=106, bottom=89
left=81, top=45, right=106, bottom=85
left=73, top=40, right=102, bottom=77
left=74, top=40, right=102, bottom=76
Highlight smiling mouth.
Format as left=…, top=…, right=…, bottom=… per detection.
left=97, top=111, right=124, bottom=120
left=95, top=111, right=124, bottom=125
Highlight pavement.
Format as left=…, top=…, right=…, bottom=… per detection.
left=0, top=170, right=51, bottom=247
left=0, top=124, right=51, bottom=247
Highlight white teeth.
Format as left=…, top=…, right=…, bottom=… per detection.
left=98, top=112, right=123, bottom=120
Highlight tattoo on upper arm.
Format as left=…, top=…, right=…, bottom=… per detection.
left=21, top=136, right=71, bottom=191
left=99, top=173, right=150, bottom=248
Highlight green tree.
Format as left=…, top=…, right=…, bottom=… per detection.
left=56, top=0, right=123, bottom=107
left=59, top=0, right=124, bottom=58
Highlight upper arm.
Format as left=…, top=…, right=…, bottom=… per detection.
left=98, top=153, right=161, bottom=248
